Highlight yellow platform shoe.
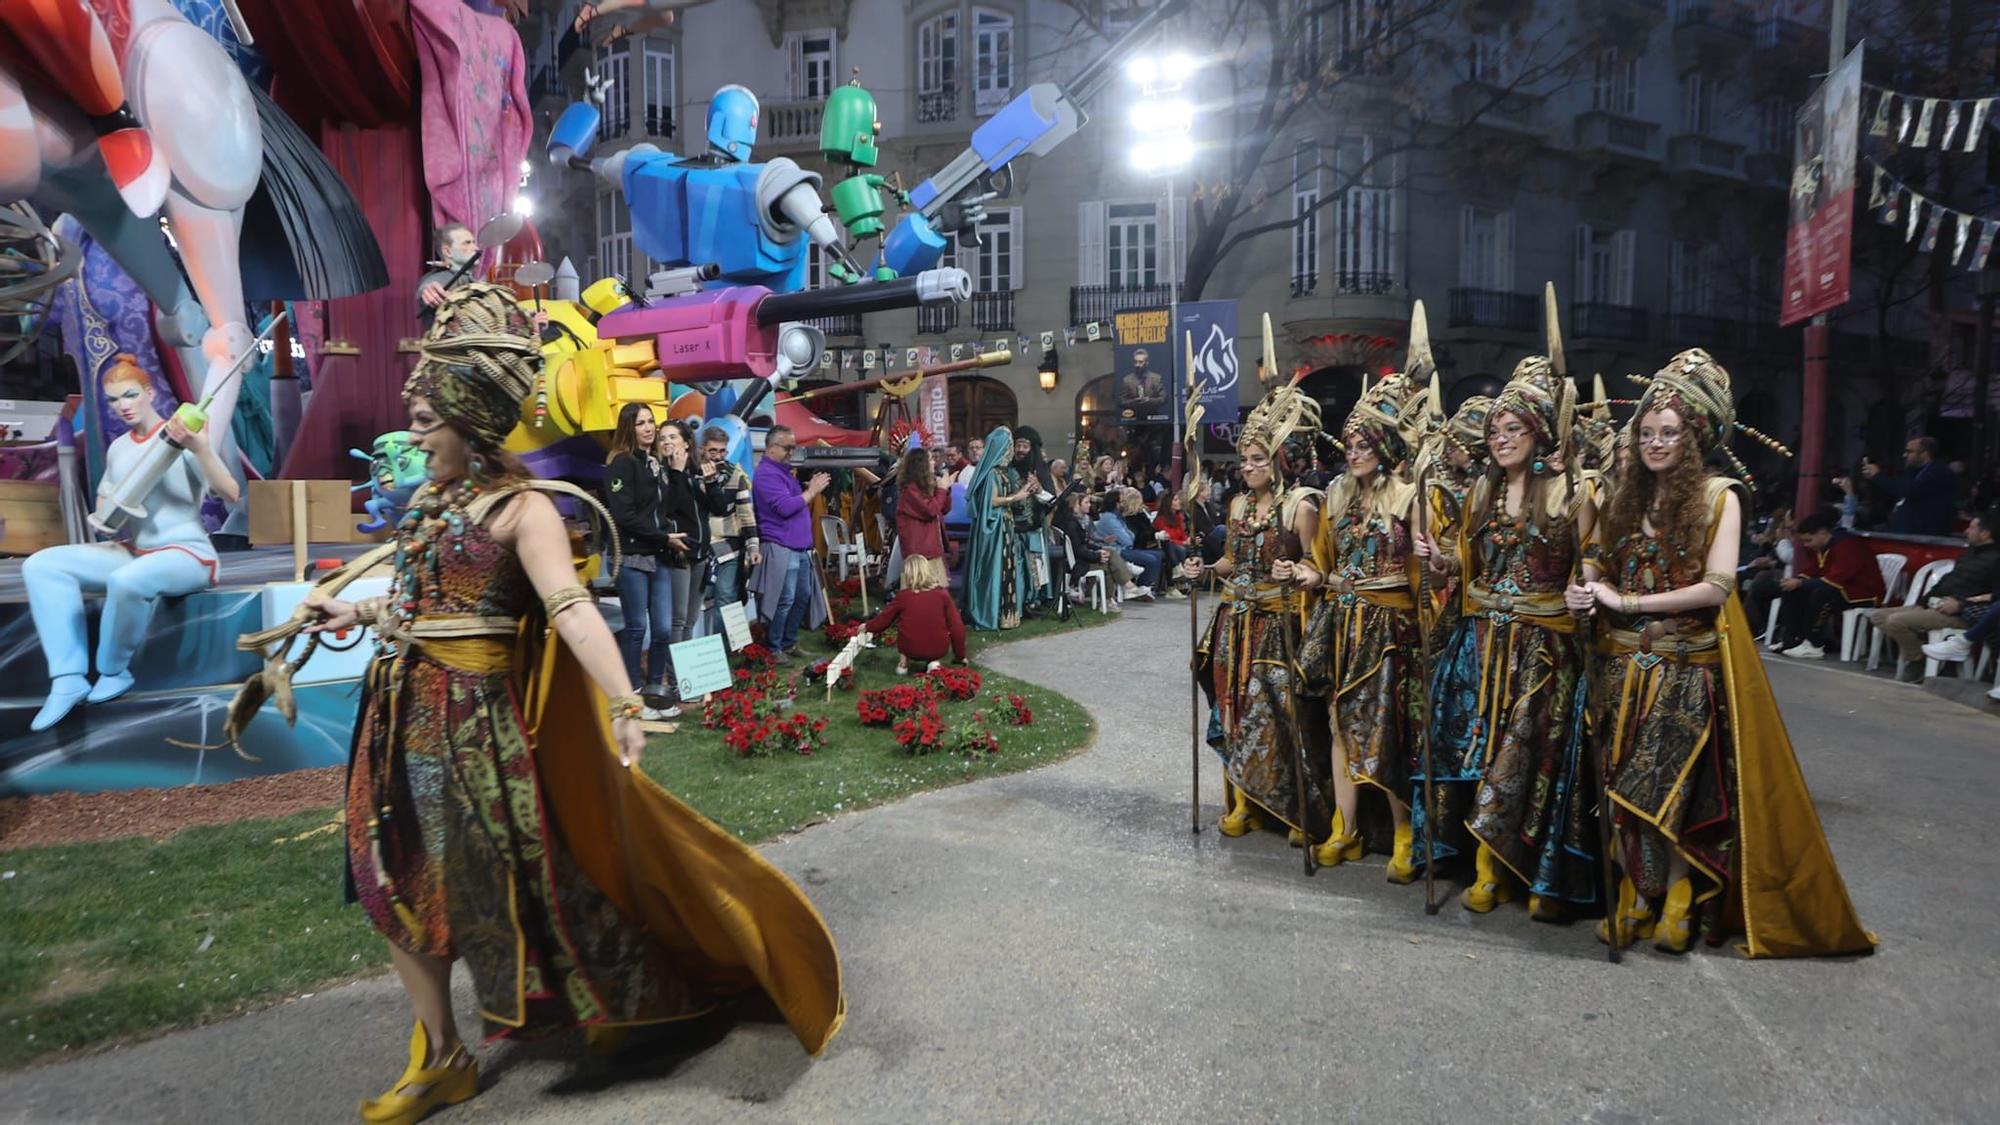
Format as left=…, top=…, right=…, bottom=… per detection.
left=360, top=1021, right=477, bottom=1124
left=1311, top=809, right=1363, bottom=867
left=1218, top=790, right=1263, bottom=837
left=1594, top=877, right=1657, bottom=948
left=1527, top=894, right=1565, bottom=922
left=1460, top=845, right=1514, bottom=913
left=1653, top=877, right=1695, bottom=954
left=1383, top=823, right=1417, bottom=884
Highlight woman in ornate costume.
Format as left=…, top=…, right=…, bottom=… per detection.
left=1571, top=349, right=1874, bottom=957
left=1186, top=361, right=1326, bottom=842
left=1415, top=349, right=1602, bottom=919
left=1293, top=317, right=1436, bottom=878
left=274, top=286, right=842, bottom=1122
left=965, top=424, right=1035, bottom=629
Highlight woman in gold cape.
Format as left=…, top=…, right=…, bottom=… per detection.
left=283, top=286, right=841, bottom=1123
left=1572, top=347, right=1873, bottom=958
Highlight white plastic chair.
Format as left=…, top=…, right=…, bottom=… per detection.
left=1763, top=559, right=1796, bottom=644
left=1868, top=558, right=1953, bottom=672
left=1069, top=536, right=1110, bottom=613
left=819, top=514, right=870, bottom=582
left=1840, top=553, right=1907, bottom=662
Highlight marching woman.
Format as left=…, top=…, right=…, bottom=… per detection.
left=280, top=286, right=841, bottom=1121
left=1414, top=366, right=1602, bottom=920
left=1186, top=367, right=1327, bottom=842
left=1293, top=345, right=1434, bottom=879
left=1571, top=349, right=1874, bottom=957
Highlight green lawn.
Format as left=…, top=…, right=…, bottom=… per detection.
left=0, top=606, right=1109, bottom=1070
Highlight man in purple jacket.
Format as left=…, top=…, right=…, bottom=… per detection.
left=751, top=425, right=831, bottom=661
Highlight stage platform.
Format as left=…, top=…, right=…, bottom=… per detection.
left=0, top=544, right=386, bottom=798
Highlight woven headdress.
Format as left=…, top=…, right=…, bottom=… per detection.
left=1489, top=283, right=1576, bottom=466
left=1239, top=312, right=1322, bottom=479
left=1346, top=300, right=1435, bottom=471
left=1628, top=347, right=1791, bottom=484
left=403, top=283, right=541, bottom=451
left=1578, top=373, right=1619, bottom=472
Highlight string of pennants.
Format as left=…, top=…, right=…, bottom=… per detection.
left=1866, top=157, right=1999, bottom=271
left=816, top=322, right=1115, bottom=374
left=1865, top=84, right=1996, bottom=152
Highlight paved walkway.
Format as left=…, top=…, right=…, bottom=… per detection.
left=4, top=601, right=1995, bottom=1123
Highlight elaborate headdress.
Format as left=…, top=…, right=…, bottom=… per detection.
left=1578, top=373, right=1620, bottom=473
left=1627, top=347, right=1791, bottom=484
left=1345, top=301, right=1435, bottom=472
left=1489, top=283, right=1577, bottom=473
left=1238, top=312, right=1323, bottom=481
left=403, top=283, right=541, bottom=451
left=1444, top=394, right=1495, bottom=462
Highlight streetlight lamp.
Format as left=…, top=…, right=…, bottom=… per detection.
left=1126, top=50, right=1198, bottom=488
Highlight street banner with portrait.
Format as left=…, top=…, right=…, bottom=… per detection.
left=1781, top=42, right=1864, bottom=326
left=1176, top=300, right=1240, bottom=411
left=919, top=373, right=950, bottom=447
left=1113, top=307, right=1175, bottom=425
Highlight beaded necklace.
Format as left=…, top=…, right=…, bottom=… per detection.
left=382, top=475, right=485, bottom=641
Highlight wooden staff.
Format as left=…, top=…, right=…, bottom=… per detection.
left=1414, top=471, right=1442, bottom=915
left=1181, top=330, right=1206, bottom=836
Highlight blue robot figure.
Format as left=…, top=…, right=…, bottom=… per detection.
left=349, top=432, right=428, bottom=533
left=548, top=85, right=862, bottom=296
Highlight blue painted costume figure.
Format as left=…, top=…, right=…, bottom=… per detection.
left=350, top=431, right=429, bottom=533
left=964, top=425, right=1030, bottom=630
left=1417, top=355, right=1604, bottom=918
left=1580, top=348, right=1874, bottom=957
left=22, top=354, right=241, bottom=731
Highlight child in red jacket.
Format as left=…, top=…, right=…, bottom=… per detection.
left=1775, top=514, right=1887, bottom=658
left=863, top=556, right=968, bottom=675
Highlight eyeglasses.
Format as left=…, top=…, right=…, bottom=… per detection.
left=768, top=441, right=795, bottom=452
left=1638, top=428, right=1686, bottom=447
left=1241, top=455, right=1272, bottom=469
left=1487, top=424, right=1530, bottom=442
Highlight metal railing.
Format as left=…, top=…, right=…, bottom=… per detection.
left=642, top=105, right=675, bottom=139
left=917, top=303, right=959, bottom=335
left=1290, top=273, right=1317, bottom=298
left=1068, top=284, right=1176, bottom=326
left=1331, top=270, right=1399, bottom=296
left=1449, top=287, right=1538, bottom=332
left=1574, top=302, right=1650, bottom=341
left=969, top=290, right=1014, bottom=332
left=804, top=313, right=861, bottom=337
left=917, top=85, right=960, bottom=124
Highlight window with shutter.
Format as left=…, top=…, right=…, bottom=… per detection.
left=1106, top=201, right=1160, bottom=290
left=790, top=30, right=836, bottom=100
left=641, top=44, right=674, bottom=139
left=973, top=9, right=1014, bottom=115
left=973, top=209, right=1019, bottom=293
left=1292, top=142, right=1320, bottom=293
left=1459, top=205, right=1513, bottom=290
left=1331, top=136, right=1395, bottom=291
left=596, top=39, right=632, bottom=137
left=1077, top=201, right=1106, bottom=285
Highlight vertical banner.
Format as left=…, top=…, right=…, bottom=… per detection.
left=919, top=373, right=950, bottom=447
left=1175, top=299, right=1241, bottom=411
left=1111, top=307, right=1176, bottom=425
left=1781, top=43, right=1864, bottom=326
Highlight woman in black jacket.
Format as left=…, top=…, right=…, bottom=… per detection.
left=654, top=419, right=735, bottom=662
left=603, top=404, right=682, bottom=716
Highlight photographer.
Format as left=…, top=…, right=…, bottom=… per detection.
left=699, top=425, right=760, bottom=634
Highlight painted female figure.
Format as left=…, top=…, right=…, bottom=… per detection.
left=1295, top=371, right=1429, bottom=879
left=1571, top=349, right=1873, bottom=957
left=1415, top=374, right=1602, bottom=919
left=1187, top=381, right=1326, bottom=841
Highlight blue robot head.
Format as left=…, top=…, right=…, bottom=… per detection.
left=707, top=85, right=759, bottom=162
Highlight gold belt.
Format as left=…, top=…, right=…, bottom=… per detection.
left=378, top=615, right=519, bottom=674
left=1331, top=581, right=1415, bottom=610
left=1466, top=585, right=1573, bottom=629
left=1599, top=627, right=1721, bottom=664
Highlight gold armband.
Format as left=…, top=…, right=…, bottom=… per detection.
left=1621, top=593, right=1641, bottom=616
left=543, top=584, right=592, bottom=620
left=1702, top=570, right=1737, bottom=594
left=607, top=693, right=644, bottom=721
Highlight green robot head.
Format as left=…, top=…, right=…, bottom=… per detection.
left=820, top=83, right=881, bottom=169
left=371, top=431, right=430, bottom=500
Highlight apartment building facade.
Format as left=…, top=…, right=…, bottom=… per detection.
left=515, top=0, right=1935, bottom=471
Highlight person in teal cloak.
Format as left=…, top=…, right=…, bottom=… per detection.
left=1010, top=426, right=1055, bottom=611
left=965, top=424, right=1036, bottom=630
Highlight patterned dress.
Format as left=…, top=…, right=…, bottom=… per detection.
left=1418, top=480, right=1601, bottom=905
left=1300, top=482, right=1422, bottom=821
left=1195, top=490, right=1329, bottom=836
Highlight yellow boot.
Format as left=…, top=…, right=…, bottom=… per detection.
left=1654, top=877, right=1695, bottom=954
left=1460, top=845, right=1515, bottom=913
left=1218, top=789, right=1263, bottom=837
left=1527, top=894, right=1564, bottom=922
left=1312, top=809, right=1364, bottom=867
left=1594, top=877, right=1657, bottom=948
left=360, top=1021, right=477, bottom=1124
left=1383, top=823, right=1417, bottom=884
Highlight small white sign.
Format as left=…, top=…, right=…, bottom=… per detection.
left=718, top=600, right=754, bottom=651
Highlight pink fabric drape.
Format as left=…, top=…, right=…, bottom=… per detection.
left=410, top=0, right=532, bottom=236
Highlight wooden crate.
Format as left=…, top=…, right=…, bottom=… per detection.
left=0, top=479, right=63, bottom=555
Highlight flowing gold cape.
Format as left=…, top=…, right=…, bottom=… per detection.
left=1717, top=593, right=1877, bottom=958
left=516, top=619, right=848, bottom=1053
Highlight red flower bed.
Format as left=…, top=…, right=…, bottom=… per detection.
left=1004, top=692, right=1034, bottom=726
left=824, top=619, right=861, bottom=644
left=806, top=659, right=857, bottom=691
left=702, top=664, right=822, bottom=756
left=856, top=681, right=938, bottom=727
left=924, top=665, right=982, bottom=701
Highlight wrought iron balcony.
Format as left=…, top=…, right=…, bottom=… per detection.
left=642, top=105, right=675, bottom=140
left=917, top=303, right=959, bottom=335
left=1573, top=302, right=1650, bottom=342
left=1068, top=284, right=1175, bottom=326
left=804, top=313, right=861, bottom=338
left=917, top=85, right=960, bottom=125
left=1449, top=287, right=1538, bottom=332
left=1331, top=271, right=1399, bottom=296
left=969, top=290, right=1014, bottom=332
left=1290, top=273, right=1317, bottom=298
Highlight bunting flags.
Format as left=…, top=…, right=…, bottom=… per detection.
left=1868, top=156, right=1998, bottom=270
left=1869, top=84, right=1996, bottom=153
